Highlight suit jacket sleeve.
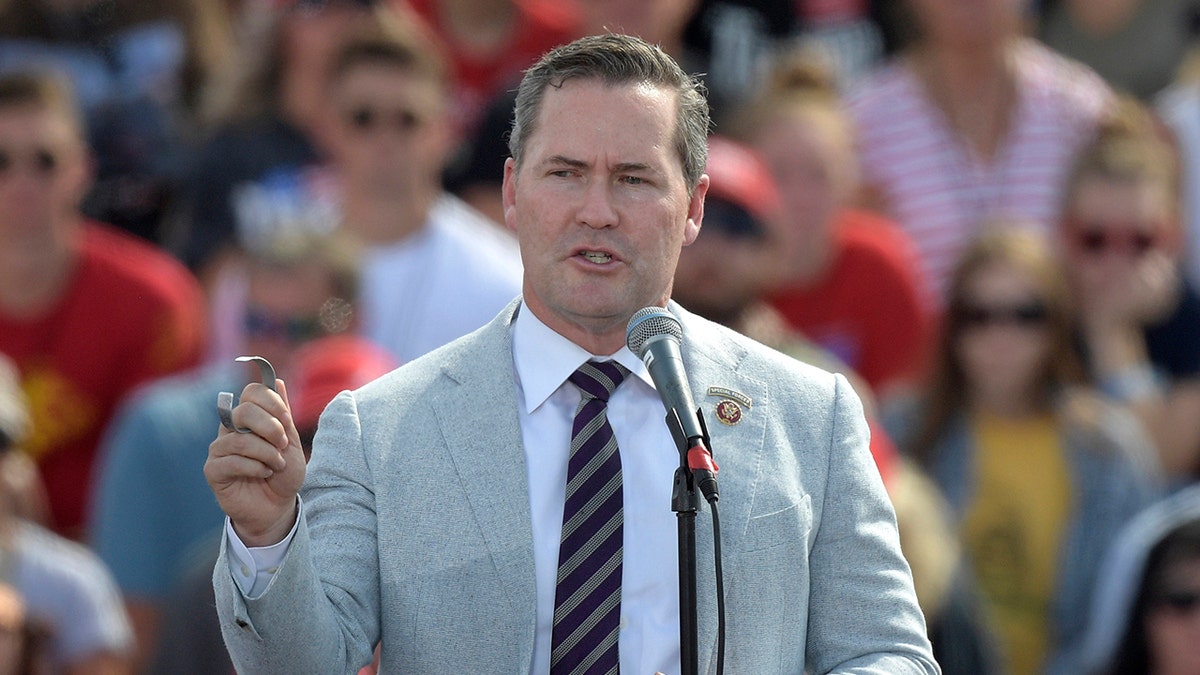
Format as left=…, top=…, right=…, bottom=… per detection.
left=213, top=389, right=380, bottom=674
left=805, top=374, right=940, bottom=674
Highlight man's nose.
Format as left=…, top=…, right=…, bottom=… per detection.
left=577, top=178, right=618, bottom=229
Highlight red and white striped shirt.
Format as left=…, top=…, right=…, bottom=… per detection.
left=847, top=39, right=1113, bottom=305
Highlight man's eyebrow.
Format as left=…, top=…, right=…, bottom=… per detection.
left=537, top=156, right=662, bottom=177
left=612, top=161, right=656, bottom=175
left=542, top=155, right=588, bottom=169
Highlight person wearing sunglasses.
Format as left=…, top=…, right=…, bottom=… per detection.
left=175, top=0, right=381, bottom=282
left=319, top=13, right=523, bottom=364
left=87, top=228, right=367, bottom=671
left=1062, top=98, right=1200, bottom=482
left=1081, top=485, right=1200, bottom=675
left=0, top=71, right=206, bottom=542
left=888, top=226, right=1161, bottom=675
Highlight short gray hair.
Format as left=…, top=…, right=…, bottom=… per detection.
left=508, top=33, right=710, bottom=191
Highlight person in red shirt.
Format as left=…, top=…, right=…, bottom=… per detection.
left=0, top=70, right=205, bottom=538
left=730, top=49, right=934, bottom=403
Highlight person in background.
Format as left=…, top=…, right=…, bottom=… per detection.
left=889, top=225, right=1160, bottom=675
left=87, top=229, right=365, bottom=671
left=676, top=134, right=1000, bottom=675
left=0, top=0, right=235, bottom=243
left=847, top=0, right=1113, bottom=303
left=0, top=354, right=134, bottom=675
left=670, top=135, right=790, bottom=345
left=171, top=0, right=380, bottom=282
left=1081, top=485, right=1200, bottom=675
left=319, top=12, right=523, bottom=362
left=1061, top=98, right=1200, bottom=481
left=205, top=33, right=937, bottom=673
left=730, top=48, right=933, bottom=403
left=0, top=70, right=206, bottom=539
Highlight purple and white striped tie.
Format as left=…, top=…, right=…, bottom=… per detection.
left=551, top=359, right=629, bottom=675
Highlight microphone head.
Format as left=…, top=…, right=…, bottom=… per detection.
left=626, top=306, right=682, bottom=358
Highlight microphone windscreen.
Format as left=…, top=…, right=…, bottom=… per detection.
left=626, top=306, right=683, bottom=358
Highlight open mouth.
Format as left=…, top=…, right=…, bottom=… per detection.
left=579, top=250, right=613, bottom=264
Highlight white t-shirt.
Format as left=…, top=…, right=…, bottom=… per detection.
left=7, top=521, right=133, bottom=668
left=361, top=195, right=523, bottom=363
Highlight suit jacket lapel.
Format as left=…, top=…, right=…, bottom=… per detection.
left=672, top=305, right=770, bottom=669
left=430, top=300, right=538, bottom=631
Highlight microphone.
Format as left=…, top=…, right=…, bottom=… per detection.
left=626, top=307, right=718, bottom=502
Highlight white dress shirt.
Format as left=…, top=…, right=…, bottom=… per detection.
left=228, top=302, right=682, bottom=674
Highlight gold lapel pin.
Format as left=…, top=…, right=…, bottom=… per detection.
left=707, top=386, right=751, bottom=426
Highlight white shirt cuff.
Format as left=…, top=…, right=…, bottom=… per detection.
left=225, top=496, right=302, bottom=599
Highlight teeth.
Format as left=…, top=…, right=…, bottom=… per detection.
left=581, top=251, right=612, bottom=263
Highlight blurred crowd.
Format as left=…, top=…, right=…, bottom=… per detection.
left=2, top=0, right=1200, bottom=673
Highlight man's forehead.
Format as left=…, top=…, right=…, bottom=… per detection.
left=526, top=79, right=678, bottom=167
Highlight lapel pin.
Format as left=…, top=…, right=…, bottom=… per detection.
left=707, top=386, right=751, bottom=426
left=714, top=399, right=743, bottom=426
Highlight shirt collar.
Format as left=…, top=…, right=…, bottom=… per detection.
left=512, top=301, right=653, bottom=414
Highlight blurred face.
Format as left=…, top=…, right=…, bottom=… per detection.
left=0, top=103, right=88, bottom=251
left=954, top=260, right=1052, bottom=409
left=907, top=0, right=1024, bottom=49
left=328, top=62, right=451, bottom=196
left=1065, top=176, right=1180, bottom=322
left=1066, top=176, right=1176, bottom=282
left=243, top=261, right=343, bottom=374
left=673, top=225, right=766, bottom=319
left=1145, top=558, right=1200, bottom=675
left=502, top=78, right=706, bottom=353
left=751, top=107, right=854, bottom=264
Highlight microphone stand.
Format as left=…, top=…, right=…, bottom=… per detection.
left=665, top=407, right=710, bottom=675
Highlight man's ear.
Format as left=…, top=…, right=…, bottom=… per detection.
left=501, top=157, right=519, bottom=234
left=683, top=174, right=709, bottom=247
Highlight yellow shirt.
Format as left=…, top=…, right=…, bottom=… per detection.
left=962, top=412, right=1072, bottom=675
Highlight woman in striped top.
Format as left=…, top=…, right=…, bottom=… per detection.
left=846, top=0, right=1113, bottom=306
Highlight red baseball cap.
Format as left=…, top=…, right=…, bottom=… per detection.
left=703, top=135, right=781, bottom=234
left=290, top=335, right=398, bottom=434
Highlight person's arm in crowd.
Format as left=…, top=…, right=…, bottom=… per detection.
left=1080, top=254, right=1200, bottom=476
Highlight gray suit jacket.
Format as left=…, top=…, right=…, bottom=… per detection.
left=214, top=300, right=939, bottom=674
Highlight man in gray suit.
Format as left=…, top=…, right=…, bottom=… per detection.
left=204, top=33, right=939, bottom=674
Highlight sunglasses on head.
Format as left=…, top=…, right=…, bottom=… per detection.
left=1067, top=219, right=1163, bottom=256
left=343, top=106, right=423, bottom=134
left=0, top=147, right=58, bottom=176
left=956, top=301, right=1049, bottom=329
left=1153, top=589, right=1200, bottom=615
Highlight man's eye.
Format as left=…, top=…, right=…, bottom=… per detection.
left=621, top=176, right=645, bottom=185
